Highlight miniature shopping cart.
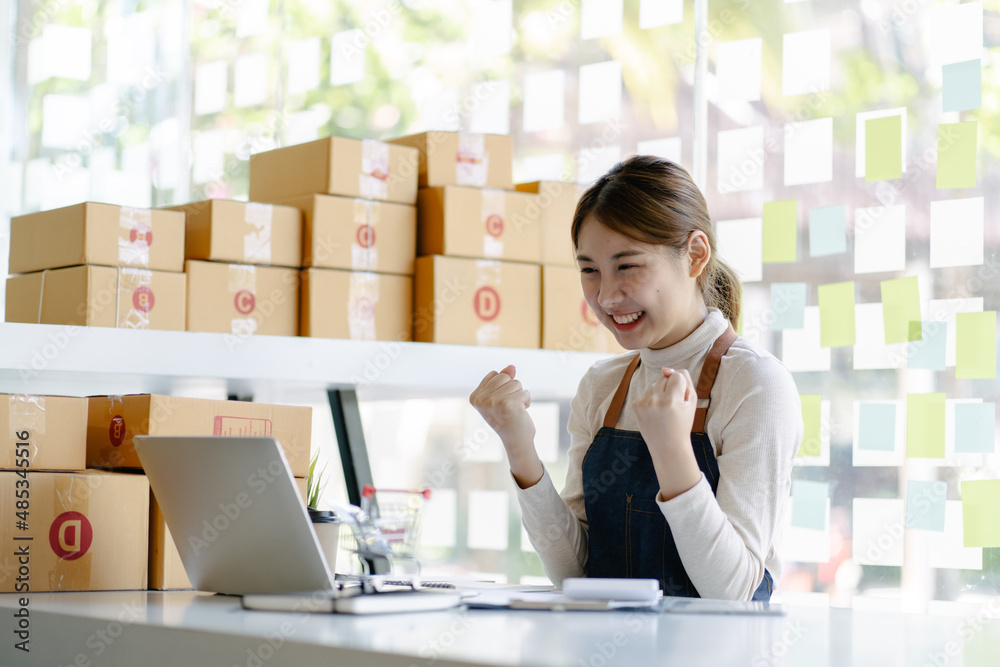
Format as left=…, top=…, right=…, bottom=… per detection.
left=337, top=485, right=432, bottom=589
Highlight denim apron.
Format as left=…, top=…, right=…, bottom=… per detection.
left=581, top=324, right=772, bottom=601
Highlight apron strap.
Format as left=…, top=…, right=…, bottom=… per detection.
left=600, top=324, right=739, bottom=433
left=691, top=324, right=738, bottom=434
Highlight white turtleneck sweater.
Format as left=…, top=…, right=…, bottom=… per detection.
left=516, top=308, right=803, bottom=601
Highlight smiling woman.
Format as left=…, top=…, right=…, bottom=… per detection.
left=470, top=155, right=803, bottom=601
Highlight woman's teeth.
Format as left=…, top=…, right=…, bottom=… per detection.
left=612, top=311, right=644, bottom=324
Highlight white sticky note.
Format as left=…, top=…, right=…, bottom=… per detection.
left=856, top=108, right=907, bottom=178
left=467, top=490, right=510, bottom=550
left=517, top=153, right=567, bottom=182
left=927, top=297, right=984, bottom=367
left=420, top=488, right=457, bottom=548
left=41, top=95, right=90, bottom=150
left=285, top=109, right=323, bottom=146
left=782, top=28, right=830, bottom=96
left=528, top=402, right=561, bottom=464
left=578, top=61, right=622, bottom=125
left=794, top=399, right=831, bottom=468
left=784, top=117, right=833, bottom=186
left=192, top=130, right=226, bottom=184
left=854, top=205, right=905, bottom=274
left=462, top=405, right=505, bottom=462
left=469, top=79, right=510, bottom=135
left=236, top=0, right=270, bottom=38
left=927, top=501, right=983, bottom=570
left=523, top=70, right=565, bottom=133
left=639, top=0, right=683, bottom=28
left=43, top=25, right=92, bottom=82
left=637, top=137, right=681, bottom=164
left=581, top=0, right=623, bottom=39
left=27, top=37, right=48, bottom=85
left=471, top=0, right=512, bottom=61
left=331, top=29, right=366, bottom=86
left=929, top=197, right=984, bottom=268
left=286, top=38, right=320, bottom=95
left=104, top=12, right=156, bottom=85
left=926, top=2, right=984, bottom=67
left=234, top=53, right=268, bottom=108
left=716, top=38, right=762, bottom=103
left=716, top=218, right=762, bottom=283
left=852, top=401, right=905, bottom=467
left=577, top=144, right=621, bottom=185
left=854, top=302, right=908, bottom=370
left=717, top=126, right=764, bottom=193
left=780, top=499, right=831, bottom=564
left=782, top=307, right=832, bottom=373
left=195, top=60, right=228, bottom=116
left=418, top=87, right=461, bottom=132
left=852, top=498, right=905, bottom=567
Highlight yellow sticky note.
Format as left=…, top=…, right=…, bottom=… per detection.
left=906, top=393, right=945, bottom=458
left=956, top=311, right=997, bottom=379
left=865, top=115, right=902, bottom=182
left=881, top=276, right=921, bottom=344
left=818, top=281, right=855, bottom=347
left=798, top=395, right=821, bottom=457
left=762, top=200, right=797, bottom=263
left=961, top=479, right=1000, bottom=548
left=937, top=121, right=977, bottom=189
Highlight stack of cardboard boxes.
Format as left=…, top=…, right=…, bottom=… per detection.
left=5, top=203, right=187, bottom=330
left=248, top=136, right=419, bottom=341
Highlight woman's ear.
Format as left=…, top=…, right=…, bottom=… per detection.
left=687, top=231, right=711, bottom=278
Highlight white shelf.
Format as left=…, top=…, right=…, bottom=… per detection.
left=0, top=322, right=612, bottom=400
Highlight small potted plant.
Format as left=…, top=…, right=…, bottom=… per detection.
left=306, top=453, right=340, bottom=573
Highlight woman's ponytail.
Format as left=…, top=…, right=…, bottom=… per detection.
left=706, top=257, right=742, bottom=330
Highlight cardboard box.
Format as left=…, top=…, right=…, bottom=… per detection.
left=9, top=202, right=184, bottom=274
left=417, top=186, right=541, bottom=263
left=167, top=200, right=302, bottom=268
left=300, top=269, right=412, bottom=342
left=414, top=255, right=540, bottom=348
left=185, top=260, right=298, bottom=336
left=1, top=395, right=88, bottom=471
left=149, top=477, right=308, bottom=590
left=390, top=132, right=513, bottom=190
left=542, top=265, right=624, bottom=354
left=248, top=136, right=419, bottom=205
left=86, top=394, right=313, bottom=476
left=277, top=194, right=416, bottom=275
left=5, top=265, right=187, bottom=331
left=0, top=470, right=149, bottom=592
left=515, top=181, right=585, bottom=267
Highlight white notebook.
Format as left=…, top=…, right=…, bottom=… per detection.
left=242, top=589, right=462, bottom=615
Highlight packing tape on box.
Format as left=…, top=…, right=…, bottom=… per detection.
left=229, top=264, right=258, bottom=336
left=351, top=200, right=379, bottom=271
left=243, top=203, right=273, bottom=264
left=348, top=272, right=379, bottom=341
left=51, top=473, right=93, bottom=590
left=10, top=396, right=45, bottom=463
left=119, top=207, right=154, bottom=267
left=456, top=132, right=489, bottom=187
left=35, top=269, right=49, bottom=323
left=474, top=259, right=502, bottom=346
left=116, top=268, right=153, bottom=330
left=359, top=139, right=390, bottom=200
left=481, top=188, right=505, bottom=258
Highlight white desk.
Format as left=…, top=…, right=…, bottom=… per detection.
left=3, top=591, right=999, bottom=666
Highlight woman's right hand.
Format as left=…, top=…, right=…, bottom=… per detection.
left=469, top=364, right=543, bottom=487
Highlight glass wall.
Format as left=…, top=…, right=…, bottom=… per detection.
left=4, top=0, right=999, bottom=610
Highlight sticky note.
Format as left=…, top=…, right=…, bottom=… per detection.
left=798, top=395, right=822, bottom=457
left=234, top=53, right=268, bottom=108
left=784, top=117, right=833, bottom=186
left=854, top=303, right=907, bottom=370
left=865, top=116, right=902, bottom=182
left=954, top=402, right=995, bottom=454
left=818, top=281, right=855, bottom=348
left=791, top=480, right=828, bottom=531
left=852, top=498, right=904, bottom=566
left=782, top=307, right=832, bottom=372
left=578, top=61, right=622, bottom=125
left=41, top=95, right=91, bottom=150
left=905, top=480, right=947, bottom=531
left=928, top=501, right=983, bottom=571
left=717, top=126, right=764, bottom=193
left=422, top=488, right=457, bottom=548
left=930, top=197, right=984, bottom=269
left=771, top=283, right=807, bottom=331
left=943, top=59, right=982, bottom=112
left=782, top=28, right=830, bottom=96
left=469, top=79, right=509, bottom=135
left=809, top=205, right=846, bottom=257
left=581, top=0, right=623, bottom=40
left=637, top=137, right=681, bottom=164
left=716, top=38, right=762, bottom=103
left=639, top=0, right=682, bottom=29
left=716, top=218, right=763, bottom=282
left=880, top=276, right=921, bottom=345
left=467, top=490, right=509, bottom=550
left=330, top=29, right=367, bottom=86
left=908, top=321, right=947, bottom=371
left=937, top=122, right=977, bottom=189
left=286, top=38, right=320, bottom=95
left=907, top=393, right=946, bottom=458
left=471, top=0, right=512, bottom=61
left=854, top=205, right=906, bottom=274
left=856, top=108, right=906, bottom=178
left=929, top=297, right=984, bottom=367
left=928, top=3, right=983, bottom=68
left=859, top=403, right=896, bottom=451
left=523, top=70, right=565, bottom=133
left=762, top=200, right=797, bottom=263
left=955, top=311, right=996, bottom=379
left=961, top=479, right=1000, bottom=548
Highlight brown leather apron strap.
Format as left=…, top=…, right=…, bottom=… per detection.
left=691, top=324, right=739, bottom=434
left=602, top=353, right=641, bottom=429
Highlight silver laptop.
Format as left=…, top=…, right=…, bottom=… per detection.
left=134, top=435, right=336, bottom=595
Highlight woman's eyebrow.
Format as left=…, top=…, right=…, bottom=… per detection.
left=576, top=250, right=644, bottom=263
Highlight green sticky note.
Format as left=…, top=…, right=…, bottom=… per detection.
left=865, top=115, right=902, bottom=182
left=791, top=480, right=828, bottom=531
left=905, top=480, right=947, bottom=532
left=881, top=276, right=921, bottom=345
left=798, top=395, right=821, bottom=458
left=961, top=479, right=1000, bottom=547
left=943, top=59, right=982, bottom=113
left=956, top=311, right=997, bottom=379
left=906, top=393, right=945, bottom=458
left=937, top=121, right=977, bottom=189
left=818, top=281, right=855, bottom=347
left=762, top=200, right=797, bottom=264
